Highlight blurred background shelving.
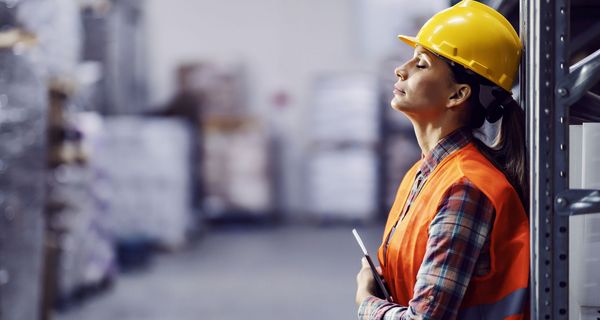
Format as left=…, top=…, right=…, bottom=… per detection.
left=1, top=0, right=598, bottom=319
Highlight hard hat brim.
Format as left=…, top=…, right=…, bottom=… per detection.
left=397, top=35, right=418, bottom=48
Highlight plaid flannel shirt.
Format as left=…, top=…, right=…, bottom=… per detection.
left=359, top=127, right=495, bottom=320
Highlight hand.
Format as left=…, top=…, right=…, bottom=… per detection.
left=355, top=257, right=382, bottom=306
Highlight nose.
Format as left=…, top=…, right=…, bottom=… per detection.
left=395, top=66, right=407, bottom=81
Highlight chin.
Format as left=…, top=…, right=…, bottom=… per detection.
left=390, top=98, right=407, bottom=112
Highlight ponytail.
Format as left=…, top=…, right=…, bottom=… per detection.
left=473, top=95, right=529, bottom=210
left=442, top=56, right=529, bottom=209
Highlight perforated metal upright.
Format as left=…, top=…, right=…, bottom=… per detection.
left=521, top=0, right=600, bottom=318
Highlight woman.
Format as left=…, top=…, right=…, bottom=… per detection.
left=355, top=1, right=530, bottom=319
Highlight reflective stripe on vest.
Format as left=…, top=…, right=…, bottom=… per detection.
left=458, top=287, right=528, bottom=320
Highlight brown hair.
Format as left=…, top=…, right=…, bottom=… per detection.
left=444, top=57, right=529, bottom=209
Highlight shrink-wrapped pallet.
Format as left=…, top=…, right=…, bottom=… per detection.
left=94, top=116, right=193, bottom=248
left=0, top=37, right=47, bottom=320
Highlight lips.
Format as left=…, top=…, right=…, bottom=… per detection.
left=393, top=86, right=406, bottom=95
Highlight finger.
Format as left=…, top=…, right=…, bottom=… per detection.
left=376, top=266, right=383, bottom=275
left=361, top=257, right=369, bottom=267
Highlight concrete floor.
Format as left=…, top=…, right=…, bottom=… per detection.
left=54, top=223, right=385, bottom=320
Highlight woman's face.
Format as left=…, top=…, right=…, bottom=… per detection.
left=391, top=46, right=458, bottom=120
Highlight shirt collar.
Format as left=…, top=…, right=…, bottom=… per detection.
left=419, top=127, right=473, bottom=177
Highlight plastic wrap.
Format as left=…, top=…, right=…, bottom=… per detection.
left=0, top=47, right=47, bottom=320
left=49, top=161, right=115, bottom=302
left=579, top=123, right=600, bottom=307
left=0, top=1, right=19, bottom=29
left=304, top=73, right=382, bottom=220
left=202, top=120, right=273, bottom=217
left=44, top=110, right=115, bottom=305
left=93, top=116, right=193, bottom=248
left=309, top=74, right=379, bottom=144
left=81, top=0, right=148, bottom=114
left=306, top=148, right=378, bottom=220
left=17, top=0, right=82, bottom=79
left=75, top=112, right=116, bottom=288
left=569, top=123, right=600, bottom=318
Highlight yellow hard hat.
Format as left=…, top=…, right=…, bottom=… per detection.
left=398, top=0, right=522, bottom=92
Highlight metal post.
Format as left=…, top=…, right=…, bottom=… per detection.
left=521, top=0, right=567, bottom=318
left=521, top=0, right=600, bottom=317
left=552, top=0, right=570, bottom=317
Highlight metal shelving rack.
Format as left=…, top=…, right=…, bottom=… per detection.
left=520, top=0, right=600, bottom=319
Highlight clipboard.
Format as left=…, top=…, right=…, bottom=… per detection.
left=352, top=228, right=393, bottom=302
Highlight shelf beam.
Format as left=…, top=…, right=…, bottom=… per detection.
left=556, top=189, right=600, bottom=216
left=560, top=48, right=600, bottom=106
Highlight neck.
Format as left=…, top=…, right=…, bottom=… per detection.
left=411, top=120, right=464, bottom=156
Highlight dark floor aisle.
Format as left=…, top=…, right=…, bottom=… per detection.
left=53, top=223, right=385, bottom=320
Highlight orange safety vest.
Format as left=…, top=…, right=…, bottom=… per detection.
left=377, top=142, right=529, bottom=320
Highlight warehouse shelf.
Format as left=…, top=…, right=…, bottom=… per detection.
left=570, top=21, right=600, bottom=56
left=522, top=0, right=600, bottom=318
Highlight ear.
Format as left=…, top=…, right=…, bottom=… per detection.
left=447, top=84, right=471, bottom=109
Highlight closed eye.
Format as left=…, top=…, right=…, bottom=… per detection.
left=414, top=57, right=427, bottom=69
